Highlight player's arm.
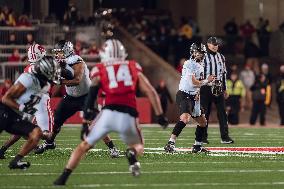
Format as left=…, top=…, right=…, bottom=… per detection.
left=80, top=76, right=101, bottom=140
left=83, top=76, right=101, bottom=121
left=138, top=72, right=163, bottom=115
left=138, top=73, right=168, bottom=128
left=2, top=83, right=26, bottom=110
left=61, top=64, right=74, bottom=80
left=191, top=74, right=215, bottom=87
left=61, top=62, right=84, bottom=86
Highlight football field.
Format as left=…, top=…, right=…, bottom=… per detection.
left=1, top=125, right=284, bottom=189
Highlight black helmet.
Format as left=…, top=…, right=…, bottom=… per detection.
left=190, top=43, right=206, bottom=62
left=52, top=40, right=74, bottom=58
left=207, top=36, right=221, bottom=46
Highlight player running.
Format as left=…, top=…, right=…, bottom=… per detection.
left=54, top=39, right=168, bottom=185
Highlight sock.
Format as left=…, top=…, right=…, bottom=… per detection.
left=195, top=126, right=205, bottom=143
left=11, top=154, right=23, bottom=164
left=57, top=168, right=72, bottom=184
left=126, top=148, right=137, bottom=165
left=172, top=121, right=186, bottom=137
left=105, top=140, right=115, bottom=149
left=0, top=146, right=8, bottom=153
left=169, top=138, right=176, bottom=144
left=194, top=140, right=202, bottom=146
left=46, top=134, right=56, bottom=144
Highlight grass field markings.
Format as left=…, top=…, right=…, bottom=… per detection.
left=2, top=182, right=284, bottom=189
left=0, top=161, right=261, bottom=167
left=2, top=182, right=284, bottom=188
left=1, top=169, right=284, bottom=176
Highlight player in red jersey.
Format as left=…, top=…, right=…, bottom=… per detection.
left=54, top=39, right=168, bottom=185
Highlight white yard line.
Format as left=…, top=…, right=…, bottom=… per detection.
left=1, top=169, right=284, bottom=176
left=2, top=182, right=284, bottom=188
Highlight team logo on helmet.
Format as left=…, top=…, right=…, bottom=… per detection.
left=28, top=44, right=46, bottom=63
left=99, top=39, right=127, bottom=62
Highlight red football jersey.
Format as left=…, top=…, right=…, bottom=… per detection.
left=23, top=64, right=32, bottom=73
left=90, top=60, right=142, bottom=109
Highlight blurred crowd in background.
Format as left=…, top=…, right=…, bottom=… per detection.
left=0, top=3, right=284, bottom=126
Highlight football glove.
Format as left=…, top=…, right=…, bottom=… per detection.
left=157, top=114, right=169, bottom=129
left=83, top=108, right=98, bottom=121
left=80, top=122, right=89, bottom=141
left=22, top=112, right=33, bottom=122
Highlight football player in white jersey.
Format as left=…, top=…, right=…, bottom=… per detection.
left=164, top=43, right=216, bottom=153
left=0, top=44, right=74, bottom=159
left=0, top=56, right=61, bottom=169
left=34, top=40, right=120, bottom=158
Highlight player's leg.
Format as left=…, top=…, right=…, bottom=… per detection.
left=34, top=95, right=54, bottom=141
left=115, top=113, right=143, bottom=176
left=192, top=115, right=209, bottom=153
left=35, top=95, right=78, bottom=154
left=165, top=91, right=191, bottom=152
left=5, top=120, right=42, bottom=169
left=102, top=135, right=120, bottom=158
left=0, top=135, right=21, bottom=159
left=54, top=110, right=111, bottom=185
left=200, top=87, right=212, bottom=144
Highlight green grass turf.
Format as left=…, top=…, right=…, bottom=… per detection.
left=0, top=125, right=284, bottom=189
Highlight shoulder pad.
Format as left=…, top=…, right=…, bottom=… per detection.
left=66, top=55, right=84, bottom=65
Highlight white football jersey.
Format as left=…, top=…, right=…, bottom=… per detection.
left=178, top=58, right=204, bottom=94
left=15, top=73, right=51, bottom=109
left=65, top=54, right=91, bottom=97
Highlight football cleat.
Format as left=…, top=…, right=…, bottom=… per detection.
left=164, top=141, right=175, bottom=153
left=109, top=147, right=120, bottom=158
left=34, top=141, right=56, bottom=154
left=129, top=162, right=141, bottom=177
left=202, top=139, right=209, bottom=144
left=192, top=145, right=209, bottom=153
left=9, top=160, right=30, bottom=169
left=53, top=175, right=67, bottom=186
left=221, top=137, right=234, bottom=144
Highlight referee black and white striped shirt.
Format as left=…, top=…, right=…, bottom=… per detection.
left=203, top=50, right=227, bottom=91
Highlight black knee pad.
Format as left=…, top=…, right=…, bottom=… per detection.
left=172, top=121, right=186, bottom=137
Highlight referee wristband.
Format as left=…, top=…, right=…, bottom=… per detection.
left=200, top=79, right=209, bottom=86
left=19, top=104, right=25, bottom=112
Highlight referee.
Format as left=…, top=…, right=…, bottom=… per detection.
left=201, top=37, right=234, bottom=144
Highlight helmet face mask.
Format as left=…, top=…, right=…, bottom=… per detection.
left=52, top=40, right=74, bottom=60
left=52, top=49, right=66, bottom=61
left=190, top=43, right=206, bottom=62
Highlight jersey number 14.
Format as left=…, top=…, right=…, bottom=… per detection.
left=106, top=64, right=133, bottom=88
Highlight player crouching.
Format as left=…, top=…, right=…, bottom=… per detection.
left=0, top=56, right=61, bottom=169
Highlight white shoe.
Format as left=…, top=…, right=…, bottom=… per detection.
left=129, top=162, right=141, bottom=176
left=109, top=147, right=120, bottom=158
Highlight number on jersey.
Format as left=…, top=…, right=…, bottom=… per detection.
left=106, top=64, right=133, bottom=88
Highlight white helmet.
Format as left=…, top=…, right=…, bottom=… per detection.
left=99, top=39, right=127, bottom=62
left=28, top=44, right=47, bottom=63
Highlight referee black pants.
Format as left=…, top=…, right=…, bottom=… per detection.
left=200, top=86, right=230, bottom=140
